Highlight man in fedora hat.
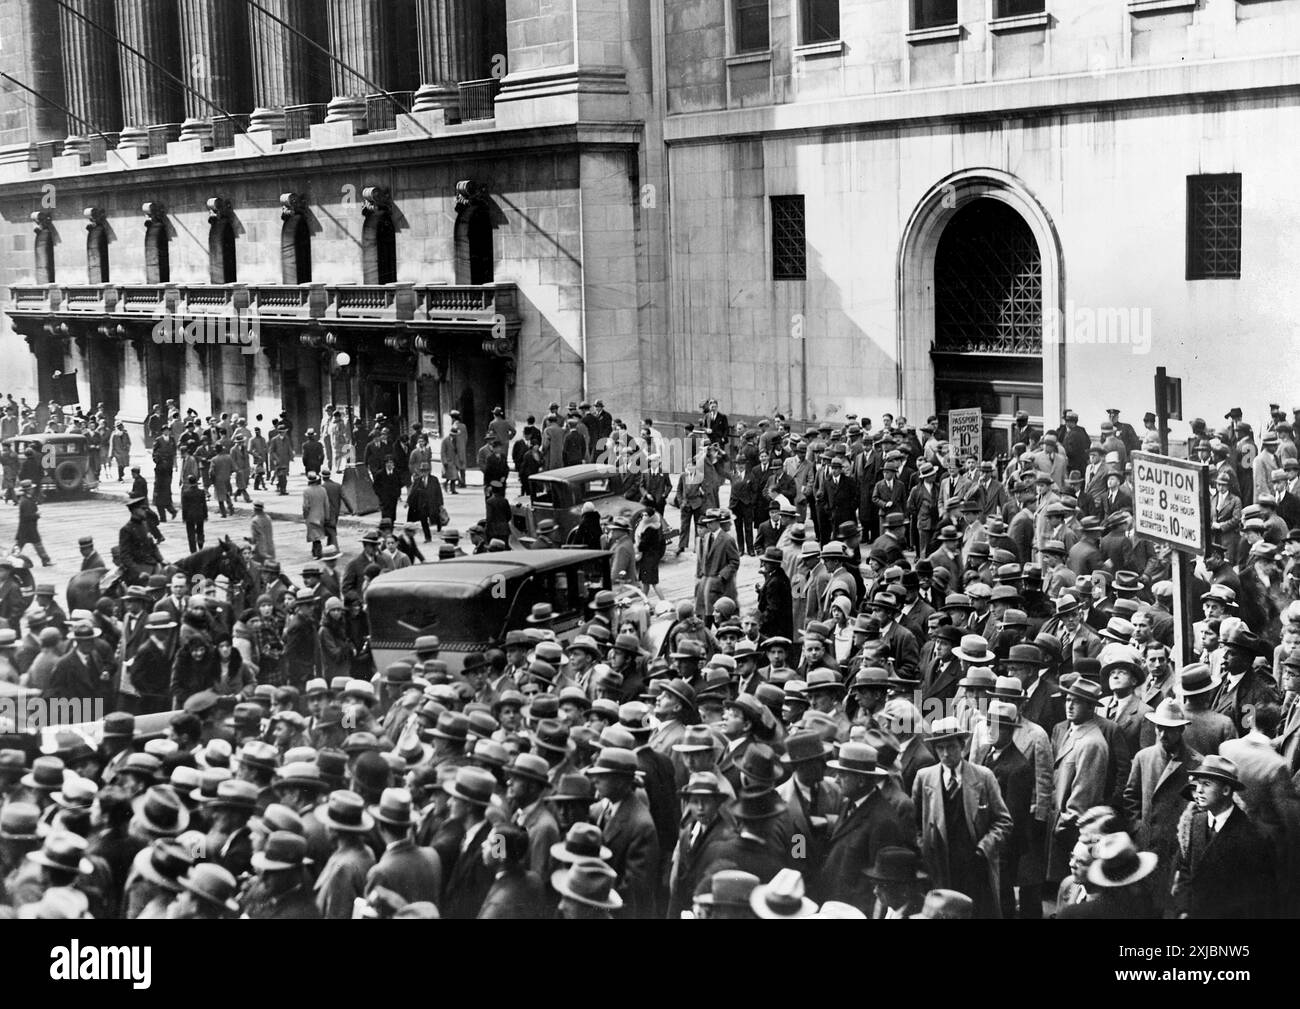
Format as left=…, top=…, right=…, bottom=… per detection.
left=690, top=868, right=760, bottom=919
left=775, top=730, right=841, bottom=898
left=1212, top=625, right=1281, bottom=735
left=1047, top=677, right=1110, bottom=884
left=1119, top=697, right=1201, bottom=915
left=436, top=767, right=497, bottom=918
left=48, top=622, right=112, bottom=703
left=1056, top=832, right=1159, bottom=920
left=505, top=754, right=561, bottom=878
left=667, top=771, right=735, bottom=918
left=1172, top=755, right=1275, bottom=918
left=756, top=546, right=794, bottom=642
left=365, top=787, right=442, bottom=907
left=913, top=717, right=1012, bottom=918
left=698, top=509, right=740, bottom=624
left=865, top=845, right=927, bottom=919
left=1180, top=664, right=1239, bottom=757
left=245, top=831, right=320, bottom=919
left=821, top=742, right=904, bottom=913
left=553, top=858, right=623, bottom=919
left=974, top=702, right=1035, bottom=918
left=587, top=746, right=660, bottom=918
left=716, top=694, right=768, bottom=791
left=1100, top=649, right=1156, bottom=758
left=649, top=678, right=699, bottom=759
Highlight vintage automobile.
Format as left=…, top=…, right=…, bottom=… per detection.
left=3, top=432, right=93, bottom=495
left=511, top=463, right=678, bottom=544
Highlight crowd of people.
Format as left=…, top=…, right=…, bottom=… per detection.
left=2, top=389, right=1300, bottom=920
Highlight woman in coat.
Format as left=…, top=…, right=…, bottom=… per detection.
left=212, top=636, right=256, bottom=701
left=169, top=633, right=220, bottom=708
left=635, top=504, right=665, bottom=601
left=566, top=504, right=604, bottom=549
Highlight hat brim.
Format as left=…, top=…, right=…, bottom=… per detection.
left=1187, top=769, right=1241, bottom=789
left=950, top=648, right=992, bottom=664
left=28, top=851, right=94, bottom=876
left=1087, top=850, right=1159, bottom=889
left=925, top=731, right=972, bottom=746
left=551, top=869, right=623, bottom=909
left=824, top=760, right=889, bottom=778
left=317, top=807, right=378, bottom=832
left=1059, top=686, right=1103, bottom=705
left=504, top=766, right=551, bottom=787
left=440, top=782, right=491, bottom=807
left=179, top=878, right=240, bottom=915
left=779, top=743, right=834, bottom=765
left=250, top=852, right=310, bottom=873
left=549, top=842, right=613, bottom=864
left=749, top=888, right=818, bottom=919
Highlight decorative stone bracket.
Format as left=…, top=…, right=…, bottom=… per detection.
left=30, top=209, right=52, bottom=233
left=280, top=192, right=308, bottom=219
left=362, top=186, right=392, bottom=218
left=206, top=197, right=233, bottom=224
left=84, top=206, right=106, bottom=231
left=142, top=201, right=167, bottom=227
left=455, top=180, right=487, bottom=208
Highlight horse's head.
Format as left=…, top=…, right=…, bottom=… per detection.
left=218, top=536, right=249, bottom=584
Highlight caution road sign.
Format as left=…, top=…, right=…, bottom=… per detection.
left=1131, top=451, right=1210, bottom=554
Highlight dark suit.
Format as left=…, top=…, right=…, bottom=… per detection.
left=596, top=791, right=661, bottom=919
left=477, top=869, right=546, bottom=919
left=1101, top=693, right=1156, bottom=760
left=1121, top=741, right=1201, bottom=913
left=365, top=838, right=443, bottom=906
left=1211, top=668, right=1282, bottom=736
left=126, top=637, right=173, bottom=713
left=825, top=474, right=860, bottom=529
left=898, top=738, right=938, bottom=795
left=440, top=819, right=495, bottom=919
left=775, top=776, right=841, bottom=900
left=1055, top=886, right=1158, bottom=919
left=1172, top=805, right=1275, bottom=918
left=922, top=655, right=963, bottom=705
left=821, top=787, right=905, bottom=914
left=980, top=741, right=1034, bottom=917
left=666, top=814, right=735, bottom=918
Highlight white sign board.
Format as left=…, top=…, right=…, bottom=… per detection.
left=1131, top=451, right=1209, bottom=555
left=948, top=408, right=982, bottom=461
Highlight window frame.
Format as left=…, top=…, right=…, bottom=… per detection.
left=798, top=0, right=841, bottom=45
left=1186, top=173, right=1243, bottom=281
left=770, top=194, right=807, bottom=282
left=733, top=0, right=771, bottom=55
left=912, top=0, right=960, bottom=31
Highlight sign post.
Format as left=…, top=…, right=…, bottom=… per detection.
left=948, top=408, right=983, bottom=463
left=1131, top=450, right=1211, bottom=665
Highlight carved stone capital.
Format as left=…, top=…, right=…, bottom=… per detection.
left=455, top=180, right=486, bottom=208
left=280, top=192, right=308, bottom=219
left=84, top=206, right=107, bottom=231
left=142, top=201, right=168, bottom=225
left=361, top=185, right=392, bottom=217
left=206, top=196, right=233, bottom=224
left=30, top=210, right=53, bottom=233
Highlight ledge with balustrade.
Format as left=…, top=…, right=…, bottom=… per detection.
left=5, top=282, right=520, bottom=332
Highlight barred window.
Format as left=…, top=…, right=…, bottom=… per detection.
left=913, top=0, right=958, bottom=30
left=996, top=0, right=1045, bottom=16
left=771, top=196, right=806, bottom=281
left=801, top=0, right=840, bottom=43
left=1187, top=174, right=1242, bottom=280
left=735, top=0, right=770, bottom=53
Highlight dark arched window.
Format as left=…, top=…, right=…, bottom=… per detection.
left=145, top=220, right=169, bottom=283
left=454, top=203, right=493, bottom=284
left=363, top=213, right=396, bottom=285
left=281, top=214, right=312, bottom=284
left=209, top=218, right=236, bottom=283
left=34, top=227, right=54, bottom=283
left=87, top=224, right=109, bottom=282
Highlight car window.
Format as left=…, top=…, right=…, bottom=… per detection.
left=581, top=479, right=610, bottom=499
left=529, top=480, right=556, bottom=505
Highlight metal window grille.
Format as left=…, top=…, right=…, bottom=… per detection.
left=146, top=126, right=171, bottom=158
left=934, top=200, right=1043, bottom=355
left=1187, top=174, right=1242, bottom=280
left=913, top=0, right=959, bottom=30
left=365, top=92, right=412, bottom=133
left=459, top=79, right=500, bottom=121
left=771, top=196, right=806, bottom=281
left=211, top=115, right=249, bottom=149
left=735, top=0, right=770, bottom=52
left=801, top=0, right=840, bottom=43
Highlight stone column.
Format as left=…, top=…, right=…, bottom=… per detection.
left=57, top=0, right=123, bottom=156
left=116, top=0, right=183, bottom=152
left=177, top=0, right=250, bottom=145
left=325, top=0, right=393, bottom=126
left=247, top=0, right=320, bottom=138
left=412, top=0, right=482, bottom=116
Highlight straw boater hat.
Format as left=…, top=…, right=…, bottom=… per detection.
left=925, top=717, right=971, bottom=746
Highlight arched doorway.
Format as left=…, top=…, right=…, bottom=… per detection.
left=898, top=171, right=1062, bottom=459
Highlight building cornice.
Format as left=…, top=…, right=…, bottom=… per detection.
left=0, top=121, right=643, bottom=198
left=662, top=52, right=1300, bottom=145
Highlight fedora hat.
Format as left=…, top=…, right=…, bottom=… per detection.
left=911, top=889, right=975, bottom=919
left=131, top=785, right=190, bottom=838
left=137, top=839, right=196, bottom=891
left=531, top=718, right=573, bottom=755
left=956, top=667, right=996, bottom=691
left=552, top=859, right=623, bottom=910
left=443, top=766, right=498, bottom=808
left=250, top=830, right=311, bottom=873
left=0, top=802, right=45, bottom=841
left=429, top=711, right=470, bottom=743
left=550, top=822, right=613, bottom=863
left=525, top=603, right=556, bottom=624
left=780, top=730, right=833, bottom=765
left=208, top=778, right=259, bottom=811
left=926, top=717, right=971, bottom=745
left=694, top=869, right=760, bottom=909
left=27, top=833, right=94, bottom=876
left=679, top=771, right=726, bottom=798
left=1099, top=617, right=1135, bottom=643
left=505, top=753, right=551, bottom=786
left=670, top=639, right=707, bottom=662
left=826, top=742, right=889, bottom=778
left=178, top=863, right=241, bottom=915
left=369, top=787, right=415, bottom=828
left=951, top=634, right=992, bottom=664
left=610, top=632, right=648, bottom=657
left=725, top=786, right=789, bottom=821
left=317, top=790, right=377, bottom=832
left=989, top=675, right=1027, bottom=701
left=986, top=700, right=1021, bottom=728
left=864, top=845, right=927, bottom=883
left=736, top=743, right=787, bottom=787
left=21, top=756, right=68, bottom=792
left=660, top=678, right=698, bottom=716
left=1086, top=832, right=1159, bottom=889
left=1059, top=677, right=1103, bottom=705
left=1188, top=754, right=1242, bottom=789
left=671, top=724, right=718, bottom=755
left=584, top=746, right=639, bottom=778
left=1145, top=698, right=1191, bottom=728
left=1179, top=663, right=1220, bottom=696
left=750, top=868, right=818, bottom=919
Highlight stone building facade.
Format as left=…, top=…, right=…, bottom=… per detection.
left=1, top=0, right=1298, bottom=455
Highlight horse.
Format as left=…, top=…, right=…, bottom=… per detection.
left=66, top=536, right=251, bottom=612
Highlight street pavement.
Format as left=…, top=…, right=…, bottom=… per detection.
left=0, top=448, right=762, bottom=615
